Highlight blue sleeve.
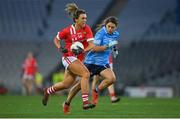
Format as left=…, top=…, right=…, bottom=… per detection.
left=94, top=30, right=104, bottom=46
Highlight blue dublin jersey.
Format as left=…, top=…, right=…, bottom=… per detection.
left=84, top=26, right=120, bottom=66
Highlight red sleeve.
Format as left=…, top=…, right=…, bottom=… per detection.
left=109, top=55, right=113, bottom=64
left=85, top=25, right=94, bottom=41
left=56, top=27, right=68, bottom=40
left=33, top=59, right=38, bottom=73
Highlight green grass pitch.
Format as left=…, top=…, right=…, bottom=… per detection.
left=0, top=95, right=180, bottom=118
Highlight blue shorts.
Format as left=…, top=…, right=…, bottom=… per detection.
left=84, top=63, right=110, bottom=77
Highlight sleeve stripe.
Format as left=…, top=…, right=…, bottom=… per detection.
left=56, top=32, right=60, bottom=40
left=87, top=38, right=94, bottom=42
left=71, top=25, right=76, bottom=34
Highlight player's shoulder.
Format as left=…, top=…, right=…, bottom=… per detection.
left=113, top=30, right=120, bottom=37
left=96, top=27, right=106, bottom=36
left=65, top=25, right=72, bottom=31
left=114, top=31, right=120, bottom=35
left=84, top=24, right=91, bottom=29
left=84, top=24, right=92, bottom=31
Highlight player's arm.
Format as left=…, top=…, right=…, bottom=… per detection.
left=111, top=32, right=120, bottom=58
left=34, top=60, right=38, bottom=73
left=54, top=37, right=68, bottom=53
left=92, top=31, right=106, bottom=52
left=84, top=26, right=95, bottom=52
left=53, top=37, right=61, bottom=49
left=84, top=40, right=95, bottom=52
left=54, top=30, right=68, bottom=53
left=92, top=40, right=118, bottom=52
left=92, top=45, right=106, bottom=52
left=21, top=63, right=25, bottom=78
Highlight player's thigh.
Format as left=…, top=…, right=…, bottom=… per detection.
left=100, top=68, right=116, bottom=81
left=63, top=70, right=76, bottom=87
left=68, top=60, right=89, bottom=77
left=24, top=79, right=30, bottom=87
left=26, top=80, right=33, bottom=89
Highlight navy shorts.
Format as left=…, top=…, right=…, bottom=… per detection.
left=84, top=63, right=110, bottom=77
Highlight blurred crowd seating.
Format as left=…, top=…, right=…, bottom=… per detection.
left=118, top=0, right=176, bottom=42
left=114, top=41, right=180, bottom=96
left=141, top=10, right=180, bottom=40
left=0, top=0, right=111, bottom=41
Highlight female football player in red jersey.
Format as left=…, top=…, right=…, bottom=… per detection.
left=42, top=3, right=95, bottom=110
left=21, top=52, right=38, bottom=95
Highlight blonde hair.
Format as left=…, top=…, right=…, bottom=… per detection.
left=65, top=3, right=86, bottom=22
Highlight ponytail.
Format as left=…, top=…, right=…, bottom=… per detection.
left=65, top=3, right=86, bottom=22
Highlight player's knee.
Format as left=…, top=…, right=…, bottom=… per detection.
left=112, top=75, right=116, bottom=83
left=109, top=76, right=116, bottom=84
left=82, top=70, right=90, bottom=79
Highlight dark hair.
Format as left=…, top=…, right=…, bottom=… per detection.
left=65, top=3, right=86, bottom=22
left=96, top=16, right=118, bottom=31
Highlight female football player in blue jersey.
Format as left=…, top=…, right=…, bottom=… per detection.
left=63, top=16, right=120, bottom=114
left=92, top=55, right=120, bottom=104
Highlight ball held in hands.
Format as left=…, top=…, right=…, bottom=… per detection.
left=70, top=41, right=84, bottom=55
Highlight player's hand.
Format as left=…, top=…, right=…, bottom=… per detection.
left=112, top=47, right=118, bottom=58
left=59, top=47, right=68, bottom=53
left=106, top=41, right=118, bottom=48
left=72, top=46, right=84, bottom=55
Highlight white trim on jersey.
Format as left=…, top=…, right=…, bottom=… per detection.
left=22, top=74, right=34, bottom=80
left=70, top=25, right=77, bottom=42
left=70, top=28, right=73, bottom=35
left=56, top=32, right=60, bottom=40
left=71, top=25, right=76, bottom=34
left=70, top=28, right=75, bottom=42
left=62, top=56, right=77, bottom=69
left=87, top=38, right=94, bottom=42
